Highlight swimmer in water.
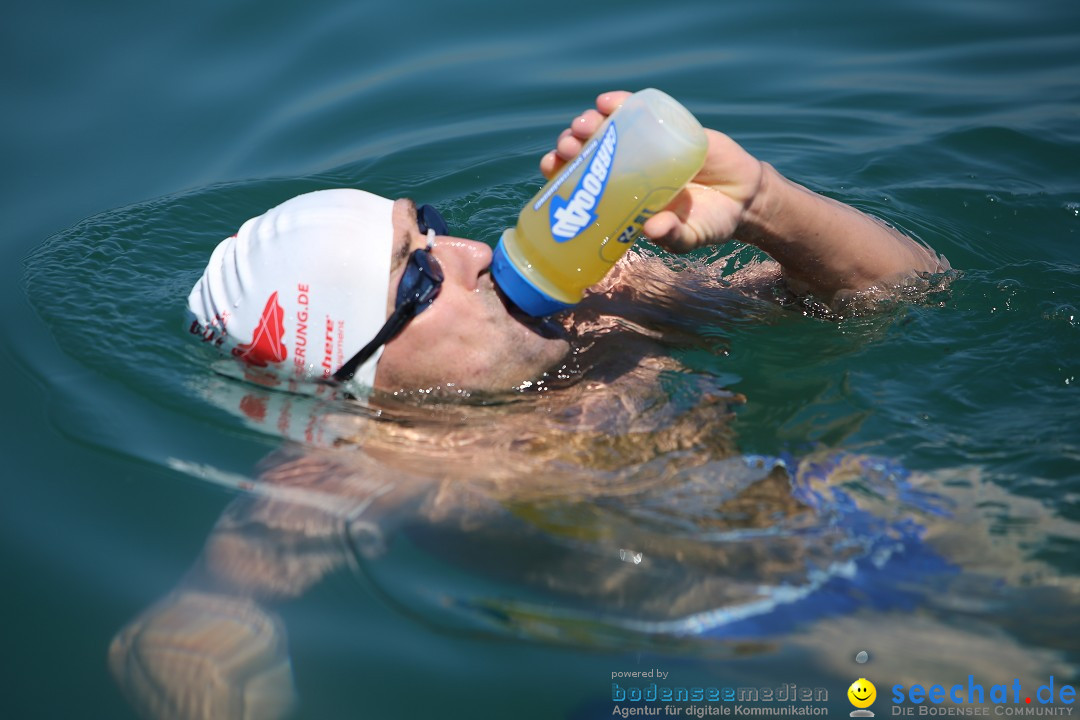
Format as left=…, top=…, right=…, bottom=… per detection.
left=110, top=91, right=960, bottom=720
left=183, top=90, right=948, bottom=399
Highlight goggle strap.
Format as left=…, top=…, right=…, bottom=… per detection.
left=330, top=301, right=417, bottom=384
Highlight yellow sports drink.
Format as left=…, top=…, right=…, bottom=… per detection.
left=491, top=88, right=708, bottom=316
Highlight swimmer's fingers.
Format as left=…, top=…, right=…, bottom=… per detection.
left=540, top=91, right=631, bottom=179
left=643, top=207, right=703, bottom=254
left=541, top=115, right=603, bottom=178
left=642, top=184, right=745, bottom=254
left=595, top=90, right=632, bottom=117
left=569, top=109, right=607, bottom=141
left=539, top=150, right=561, bottom=179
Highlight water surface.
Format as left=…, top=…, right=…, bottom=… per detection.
left=4, top=1, right=1079, bottom=718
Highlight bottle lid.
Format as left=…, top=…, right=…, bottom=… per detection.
left=491, top=233, right=574, bottom=317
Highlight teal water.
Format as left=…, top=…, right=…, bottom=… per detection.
left=5, top=1, right=1079, bottom=718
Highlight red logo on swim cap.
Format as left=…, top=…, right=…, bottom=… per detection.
left=233, top=292, right=287, bottom=367
left=239, top=394, right=268, bottom=422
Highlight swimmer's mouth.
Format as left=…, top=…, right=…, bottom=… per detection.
left=494, top=281, right=567, bottom=340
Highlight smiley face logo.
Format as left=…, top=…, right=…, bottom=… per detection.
left=848, top=678, right=877, bottom=709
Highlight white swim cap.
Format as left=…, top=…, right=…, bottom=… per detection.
left=185, top=189, right=395, bottom=394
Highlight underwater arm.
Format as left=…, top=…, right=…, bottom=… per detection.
left=108, top=453, right=405, bottom=720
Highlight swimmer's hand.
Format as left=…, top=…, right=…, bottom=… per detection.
left=540, top=90, right=764, bottom=254
left=542, top=91, right=946, bottom=300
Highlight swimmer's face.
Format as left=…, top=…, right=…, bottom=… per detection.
left=373, top=199, right=571, bottom=394
left=847, top=679, right=876, bottom=709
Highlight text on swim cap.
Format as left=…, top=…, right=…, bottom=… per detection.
left=293, top=283, right=310, bottom=374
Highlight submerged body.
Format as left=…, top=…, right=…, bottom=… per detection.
left=109, top=248, right=958, bottom=720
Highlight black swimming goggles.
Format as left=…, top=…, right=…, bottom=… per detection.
left=331, top=204, right=448, bottom=385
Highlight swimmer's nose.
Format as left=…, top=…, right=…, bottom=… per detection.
left=429, top=237, right=493, bottom=292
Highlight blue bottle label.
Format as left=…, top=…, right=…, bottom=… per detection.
left=547, top=122, right=618, bottom=242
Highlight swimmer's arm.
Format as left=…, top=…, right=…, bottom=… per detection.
left=197, top=453, right=412, bottom=598
left=730, top=163, right=946, bottom=301
left=544, top=92, right=948, bottom=304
